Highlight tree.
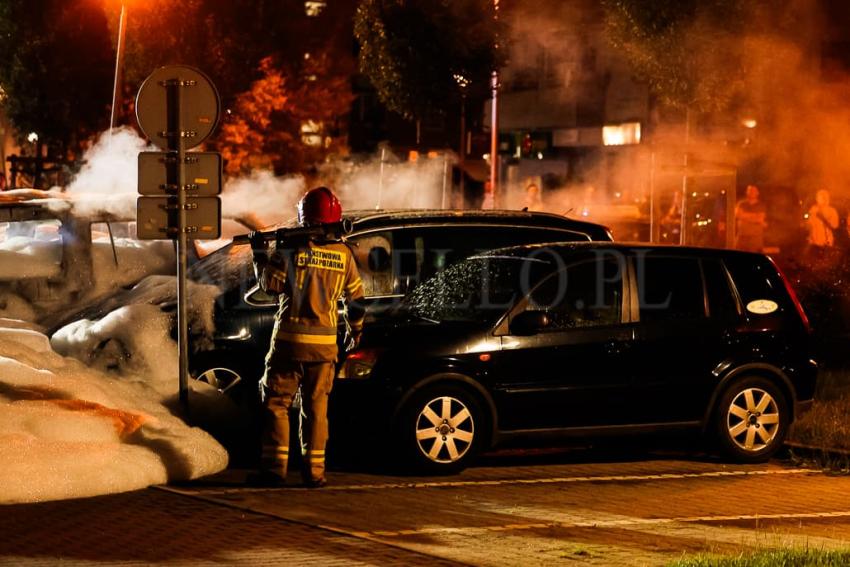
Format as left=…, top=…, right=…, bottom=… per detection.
left=110, top=0, right=356, bottom=175
left=354, top=0, right=504, bottom=120
left=0, top=0, right=114, bottom=154
left=601, top=0, right=747, bottom=114
left=217, top=54, right=353, bottom=175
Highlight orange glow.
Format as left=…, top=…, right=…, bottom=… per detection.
left=48, top=399, right=149, bottom=438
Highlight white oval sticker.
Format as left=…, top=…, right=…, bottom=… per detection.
left=746, top=299, right=779, bottom=315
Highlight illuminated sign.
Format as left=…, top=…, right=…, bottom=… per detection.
left=602, top=122, right=641, bottom=146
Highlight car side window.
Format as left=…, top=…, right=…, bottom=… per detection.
left=348, top=231, right=395, bottom=296
left=525, top=257, right=624, bottom=330
left=405, top=226, right=588, bottom=285
left=702, top=259, right=739, bottom=319
left=636, top=255, right=706, bottom=322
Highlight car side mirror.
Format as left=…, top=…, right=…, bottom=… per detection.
left=509, top=311, right=550, bottom=336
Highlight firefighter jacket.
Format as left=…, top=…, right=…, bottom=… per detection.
left=254, top=237, right=365, bottom=362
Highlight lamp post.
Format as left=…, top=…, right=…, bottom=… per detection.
left=453, top=73, right=470, bottom=207
left=109, top=2, right=128, bottom=134
left=489, top=0, right=500, bottom=206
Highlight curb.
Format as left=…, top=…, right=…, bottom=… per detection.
left=785, top=441, right=850, bottom=466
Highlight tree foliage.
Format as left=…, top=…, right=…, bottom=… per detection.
left=0, top=0, right=114, bottom=152
left=0, top=0, right=356, bottom=173
left=110, top=0, right=355, bottom=174
left=354, top=0, right=504, bottom=120
left=602, top=0, right=748, bottom=113
left=217, top=54, right=353, bottom=176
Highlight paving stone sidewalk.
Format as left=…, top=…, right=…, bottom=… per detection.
left=0, top=487, right=463, bottom=566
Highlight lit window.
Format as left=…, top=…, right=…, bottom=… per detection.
left=602, top=122, right=641, bottom=146
left=305, top=1, right=326, bottom=16
left=301, top=120, right=323, bottom=146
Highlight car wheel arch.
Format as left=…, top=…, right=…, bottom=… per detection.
left=393, top=372, right=498, bottom=448
left=702, top=362, right=797, bottom=431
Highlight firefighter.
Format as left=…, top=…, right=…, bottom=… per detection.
left=248, top=186, right=365, bottom=488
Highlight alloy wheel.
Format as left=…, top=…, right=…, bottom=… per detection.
left=415, top=396, right=475, bottom=464
left=726, top=387, right=780, bottom=452
left=195, top=367, right=242, bottom=394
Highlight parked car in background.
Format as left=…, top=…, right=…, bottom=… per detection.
left=332, top=243, right=816, bottom=472
left=187, top=209, right=612, bottom=393
left=47, top=209, right=612, bottom=396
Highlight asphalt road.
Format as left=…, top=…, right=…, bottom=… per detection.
left=5, top=449, right=850, bottom=566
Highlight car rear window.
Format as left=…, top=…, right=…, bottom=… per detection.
left=635, top=255, right=706, bottom=322
left=723, top=255, right=789, bottom=314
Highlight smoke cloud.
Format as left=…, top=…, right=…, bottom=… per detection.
left=61, top=128, right=452, bottom=227
left=499, top=0, right=850, bottom=244
left=61, top=127, right=155, bottom=219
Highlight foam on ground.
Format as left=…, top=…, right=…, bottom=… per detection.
left=0, top=320, right=228, bottom=504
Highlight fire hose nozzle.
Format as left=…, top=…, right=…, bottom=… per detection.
left=232, top=218, right=353, bottom=246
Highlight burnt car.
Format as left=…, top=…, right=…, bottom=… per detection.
left=47, top=209, right=612, bottom=395
left=332, top=243, right=816, bottom=472
left=1, top=189, right=262, bottom=325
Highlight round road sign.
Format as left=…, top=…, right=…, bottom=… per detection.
left=136, top=65, right=220, bottom=151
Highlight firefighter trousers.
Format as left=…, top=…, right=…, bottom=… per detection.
left=260, top=357, right=335, bottom=482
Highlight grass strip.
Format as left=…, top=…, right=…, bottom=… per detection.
left=790, top=394, right=850, bottom=453
left=668, top=548, right=850, bottom=567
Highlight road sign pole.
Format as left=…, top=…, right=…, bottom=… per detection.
left=175, top=84, right=190, bottom=414
left=136, top=65, right=222, bottom=418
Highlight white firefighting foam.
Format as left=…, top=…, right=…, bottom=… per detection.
left=0, top=318, right=229, bottom=504
left=0, top=129, right=453, bottom=504
left=50, top=276, right=220, bottom=391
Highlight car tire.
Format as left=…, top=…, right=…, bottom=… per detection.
left=397, top=383, right=487, bottom=475
left=714, top=376, right=789, bottom=463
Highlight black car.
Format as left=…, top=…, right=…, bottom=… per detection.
left=332, top=243, right=817, bottom=472
left=187, top=209, right=612, bottom=390
left=47, top=209, right=612, bottom=395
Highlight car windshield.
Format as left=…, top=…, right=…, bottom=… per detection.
left=402, top=254, right=555, bottom=325
left=188, top=242, right=253, bottom=289
left=187, top=216, right=300, bottom=290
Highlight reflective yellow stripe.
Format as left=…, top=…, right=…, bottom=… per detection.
left=262, top=448, right=289, bottom=457
left=278, top=323, right=336, bottom=335
left=330, top=274, right=342, bottom=323
left=277, top=332, right=337, bottom=345
left=346, top=277, right=362, bottom=293
left=335, top=272, right=345, bottom=300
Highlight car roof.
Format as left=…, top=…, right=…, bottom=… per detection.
left=344, top=209, right=610, bottom=236
left=265, top=209, right=611, bottom=239
left=479, top=241, right=770, bottom=261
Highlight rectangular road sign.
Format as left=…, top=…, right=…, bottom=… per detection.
left=138, top=151, right=222, bottom=196
left=136, top=196, right=221, bottom=240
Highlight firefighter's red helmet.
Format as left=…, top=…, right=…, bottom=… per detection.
left=297, top=186, right=342, bottom=226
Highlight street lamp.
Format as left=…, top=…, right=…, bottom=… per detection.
left=453, top=73, right=470, bottom=205
left=110, top=2, right=129, bottom=134
left=489, top=0, right=500, bottom=206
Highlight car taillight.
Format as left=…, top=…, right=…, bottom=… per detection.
left=769, top=258, right=810, bottom=332
left=338, top=348, right=381, bottom=379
